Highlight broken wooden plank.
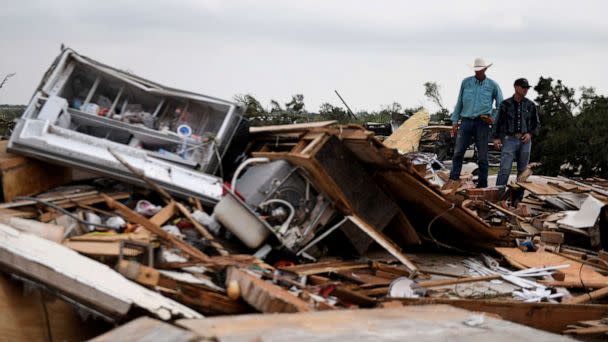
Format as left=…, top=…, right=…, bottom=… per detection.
left=64, top=240, right=143, bottom=257
left=150, top=201, right=176, bottom=226
left=226, top=267, right=312, bottom=313
left=102, top=194, right=211, bottom=264
left=349, top=215, right=418, bottom=274
left=250, top=120, right=337, bottom=134
left=0, top=190, right=99, bottom=209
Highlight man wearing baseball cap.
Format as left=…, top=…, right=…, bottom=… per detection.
left=493, top=78, right=540, bottom=186
left=448, top=57, right=504, bottom=188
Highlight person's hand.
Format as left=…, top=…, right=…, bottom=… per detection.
left=493, top=138, right=502, bottom=150
left=479, top=114, right=493, bottom=124
left=450, top=123, right=459, bottom=138
left=521, top=133, right=532, bottom=144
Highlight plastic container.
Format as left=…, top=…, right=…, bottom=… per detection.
left=213, top=191, right=271, bottom=249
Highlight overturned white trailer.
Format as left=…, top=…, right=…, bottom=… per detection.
left=9, top=48, right=244, bottom=205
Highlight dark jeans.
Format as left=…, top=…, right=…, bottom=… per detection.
left=449, top=118, right=490, bottom=187
left=495, top=135, right=531, bottom=186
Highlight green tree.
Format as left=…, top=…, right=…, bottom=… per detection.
left=424, top=81, right=449, bottom=122
left=532, top=77, right=608, bottom=178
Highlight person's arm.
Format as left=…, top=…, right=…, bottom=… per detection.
left=490, top=82, right=504, bottom=121
left=450, top=80, right=465, bottom=124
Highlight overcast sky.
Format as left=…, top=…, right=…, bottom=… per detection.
left=1, top=0, right=607, bottom=113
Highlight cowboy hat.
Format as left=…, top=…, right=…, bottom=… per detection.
left=471, top=57, right=493, bottom=71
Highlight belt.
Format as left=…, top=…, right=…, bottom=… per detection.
left=506, top=133, right=523, bottom=139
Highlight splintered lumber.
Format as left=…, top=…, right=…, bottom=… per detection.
left=416, top=275, right=502, bottom=288
left=563, top=287, right=608, bottom=304
left=280, top=261, right=369, bottom=276
left=226, top=267, right=312, bottom=313
left=64, top=240, right=144, bottom=257
left=175, top=202, right=228, bottom=256
left=102, top=194, right=211, bottom=264
left=109, top=149, right=228, bottom=256
left=383, top=108, right=430, bottom=153
left=0, top=190, right=99, bottom=209
left=149, top=201, right=176, bottom=226
left=349, top=215, right=419, bottom=274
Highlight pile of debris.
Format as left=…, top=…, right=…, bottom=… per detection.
left=1, top=48, right=608, bottom=341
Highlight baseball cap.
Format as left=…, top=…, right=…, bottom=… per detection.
left=514, top=78, right=531, bottom=88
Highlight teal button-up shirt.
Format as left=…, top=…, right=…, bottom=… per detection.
left=451, top=76, right=503, bottom=123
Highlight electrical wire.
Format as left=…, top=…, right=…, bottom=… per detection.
left=426, top=203, right=469, bottom=253
left=13, top=196, right=120, bottom=231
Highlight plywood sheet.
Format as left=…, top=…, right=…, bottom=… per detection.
left=383, top=109, right=430, bottom=153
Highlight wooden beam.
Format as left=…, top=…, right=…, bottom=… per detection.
left=149, top=201, right=176, bottom=226
left=250, top=121, right=337, bottom=134
left=226, top=267, right=311, bottom=313
left=102, top=194, right=211, bottom=264
left=280, top=261, right=369, bottom=276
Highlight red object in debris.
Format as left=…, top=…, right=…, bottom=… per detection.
left=274, top=260, right=295, bottom=268
left=319, top=284, right=336, bottom=298
left=176, top=219, right=194, bottom=229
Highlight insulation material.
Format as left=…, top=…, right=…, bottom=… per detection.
left=557, top=195, right=605, bottom=228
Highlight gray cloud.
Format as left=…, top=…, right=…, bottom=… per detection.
left=1, top=0, right=607, bottom=111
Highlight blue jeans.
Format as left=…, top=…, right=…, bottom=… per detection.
left=495, top=135, right=531, bottom=186
left=449, top=118, right=490, bottom=187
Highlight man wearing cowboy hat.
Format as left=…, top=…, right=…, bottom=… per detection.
left=448, top=57, right=504, bottom=188
left=493, top=78, right=540, bottom=186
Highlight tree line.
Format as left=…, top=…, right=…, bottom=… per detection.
left=1, top=77, right=606, bottom=178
